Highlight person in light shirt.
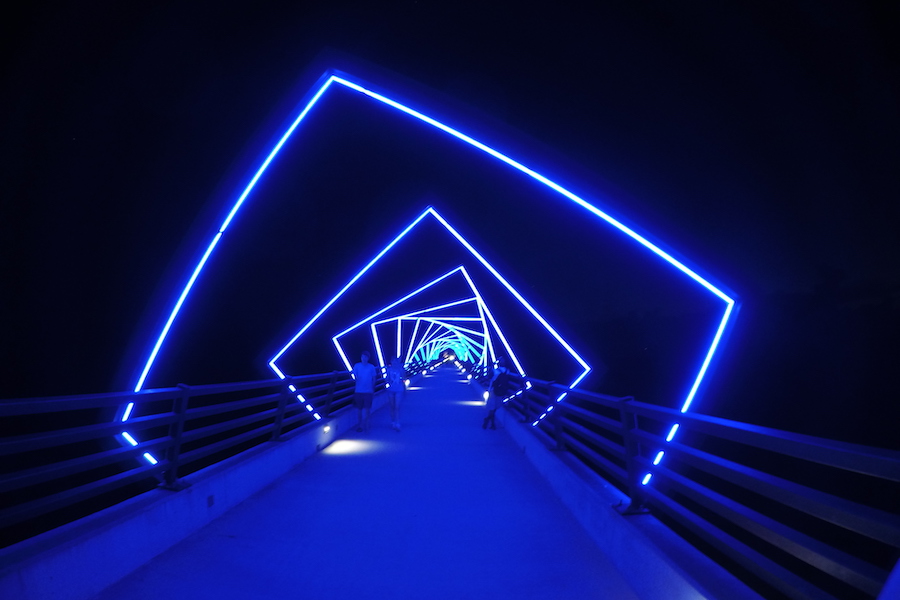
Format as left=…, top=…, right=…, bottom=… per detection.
left=352, top=351, right=376, bottom=432
left=483, top=357, right=509, bottom=430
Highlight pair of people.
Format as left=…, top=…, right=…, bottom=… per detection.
left=351, top=352, right=405, bottom=432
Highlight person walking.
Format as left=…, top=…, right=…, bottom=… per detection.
left=483, top=357, right=510, bottom=430
left=352, top=351, right=376, bottom=432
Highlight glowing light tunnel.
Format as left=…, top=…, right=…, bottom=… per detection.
left=281, top=209, right=590, bottom=400
left=395, top=318, right=484, bottom=366
left=129, top=70, right=737, bottom=484
left=331, top=265, right=524, bottom=378
left=374, top=315, right=484, bottom=371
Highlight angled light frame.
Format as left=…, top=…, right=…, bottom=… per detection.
left=372, top=316, right=487, bottom=372
left=280, top=207, right=589, bottom=402
left=395, top=320, right=479, bottom=366
left=330, top=264, right=535, bottom=381
left=129, top=70, right=737, bottom=482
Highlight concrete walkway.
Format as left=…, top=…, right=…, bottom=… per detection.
left=92, top=365, right=637, bottom=599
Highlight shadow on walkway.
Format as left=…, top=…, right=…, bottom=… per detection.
left=92, top=365, right=637, bottom=599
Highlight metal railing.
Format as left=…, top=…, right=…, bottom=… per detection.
left=0, top=370, right=375, bottom=549
left=497, top=374, right=900, bottom=600
left=4, top=367, right=898, bottom=598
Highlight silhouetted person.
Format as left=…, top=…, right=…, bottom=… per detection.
left=386, top=356, right=405, bottom=431
left=352, top=351, right=376, bottom=432
left=483, top=357, right=510, bottom=430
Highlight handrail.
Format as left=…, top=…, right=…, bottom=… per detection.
left=0, top=388, right=180, bottom=415
left=0, top=370, right=364, bottom=548
left=623, top=400, right=900, bottom=480
left=3, top=366, right=898, bottom=598
left=502, top=376, right=900, bottom=600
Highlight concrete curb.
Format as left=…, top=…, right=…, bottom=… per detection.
left=494, top=401, right=762, bottom=600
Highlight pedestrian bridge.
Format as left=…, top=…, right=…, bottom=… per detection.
left=1, top=362, right=898, bottom=599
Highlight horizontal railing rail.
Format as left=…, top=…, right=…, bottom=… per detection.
left=3, top=363, right=897, bottom=599
left=501, top=377, right=900, bottom=600
left=0, top=369, right=384, bottom=548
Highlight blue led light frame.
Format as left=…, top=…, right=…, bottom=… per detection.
left=330, top=265, right=526, bottom=379
left=373, top=312, right=485, bottom=370
left=130, top=70, right=737, bottom=482
left=376, top=316, right=484, bottom=370
left=390, top=317, right=486, bottom=363
left=353, top=304, right=525, bottom=403
left=269, top=207, right=585, bottom=377
left=396, top=314, right=482, bottom=366
left=273, top=206, right=590, bottom=415
left=367, top=310, right=485, bottom=369
left=298, top=210, right=587, bottom=392
left=408, top=323, right=480, bottom=364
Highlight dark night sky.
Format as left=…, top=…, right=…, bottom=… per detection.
left=2, top=2, right=898, bottom=447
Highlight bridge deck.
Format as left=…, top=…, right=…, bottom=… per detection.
left=91, top=365, right=637, bottom=599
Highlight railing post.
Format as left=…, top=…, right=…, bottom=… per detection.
left=271, top=378, right=292, bottom=441
left=619, top=396, right=647, bottom=514
left=322, top=371, right=339, bottom=417
left=161, top=383, right=190, bottom=491
left=520, top=383, right=531, bottom=423
left=547, top=387, right=566, bottom=451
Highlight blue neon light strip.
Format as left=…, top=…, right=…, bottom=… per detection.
left=360, top=309, right=488, bottom=371
left=132, top=71, right=735, bottom=487
left=325, top=260, right=540, bottom=383
left=338, top=75, right=734, bottom=422
left=376, top=320, right=477, bottom=373
left=372, top=315, right=486, bottom=349
left=326, top=230, right=540, bottom=387
left=404, top=319, right=422, bottom=366
left=135, top=232, right=223, bottom=392
left=218, top=80, right=336, bottom=235
left=396, top=317, right=402, bottom=362
left=334, top=76, right=732, bottom=303
left=273, top=208, right=433, bottom=370
left=331, top=267, right=464, bottom=340
left=284, top=207, right=591, bottom=404
left=332, top=271, right=477, bottom=363
left=375, top=317, right=477, bottom=374
left=331, top=269, right=476, bottom=372
left=377, top=317, right=485, bottom=369
left=345, top=295, right=524, bottom=403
